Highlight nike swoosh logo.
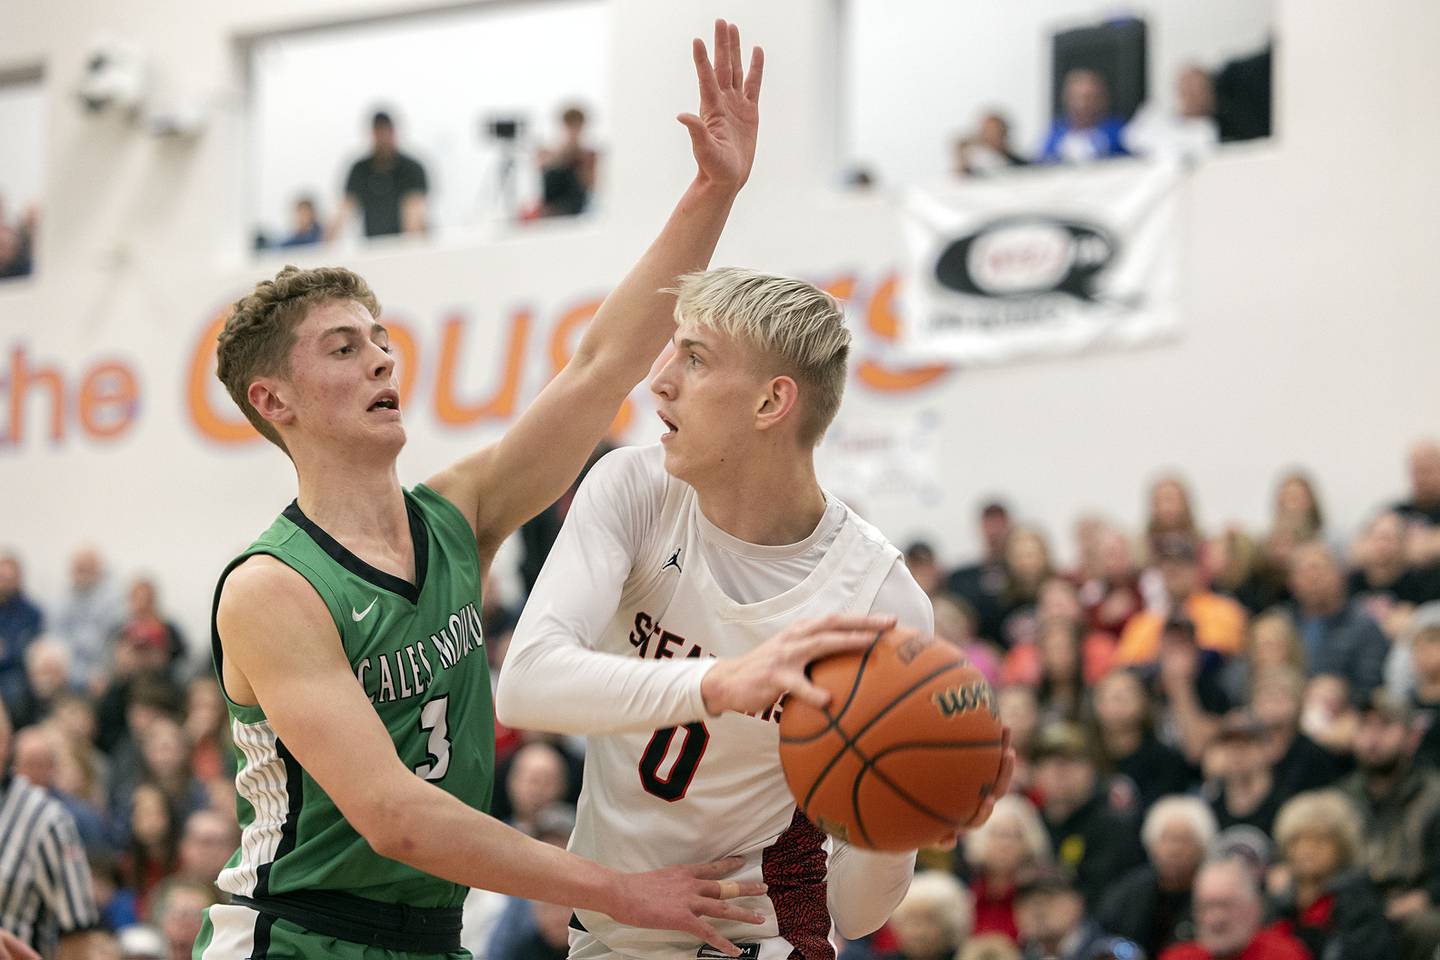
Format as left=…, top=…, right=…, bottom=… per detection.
left=352, top=597, right=379, bottom=622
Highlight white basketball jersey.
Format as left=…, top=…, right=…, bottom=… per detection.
left=568, top=454, right=902, bottom=960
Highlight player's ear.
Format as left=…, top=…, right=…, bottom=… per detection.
left=249, top=377, right=296, bottom=428
left=755, top=375, right=799, bottom=433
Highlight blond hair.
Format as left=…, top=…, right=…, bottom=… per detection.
left=1273, top=790, right=1364, bottom=871
left=891, top=871, right=974, bottom=946
left=964, top=794, right=1052, bottom=868
left=216, top=265, right=381, bottom=452
left=672, top=268, right=849, bottom=445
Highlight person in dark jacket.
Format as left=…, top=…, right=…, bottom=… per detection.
left=1015, top=867, right=1141, bottom=960
left=1098, top=796, right=1216, bottom=956
left=1266, top=789, right=1395, bottom=959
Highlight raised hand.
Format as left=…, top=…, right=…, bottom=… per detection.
left=678, top=18, right=764, bottom=191
left=604, top=856, right=768, bottom=957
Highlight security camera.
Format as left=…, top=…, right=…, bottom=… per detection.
left=78, top=39, right=147, bottom=116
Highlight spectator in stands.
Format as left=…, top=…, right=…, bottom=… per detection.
left=1161, top=857, right=1307, bottom=960
left=54, top=547, right=122, bottom=693
left=1336, top=692, right=1440, bottom=959
left=962, top=794, right=1051, bottom=942
left=1078, top=527, right=1143, bottom=640
left=1154, top=616, right=1236, bottom=763
left=1300, top=673, right=1360, bottom=758
left=1117, top=535, right=1247, bottom=665
left=278, top=196, right=323, bottom=248
left=150, top=877, right=216, bottom=960
left=175, top=809, right=237, bottom=895
left=9, top=637, right=75, bottom=729
left=1219, top=608, right=1306, bottom=705
left=102, top=676, right=182, bottom=814
left=90, top=850, right=139, bottom=933
left=1351, top=511, right=1440, bottom=626
left=1288, top=542, right=1389, bottom=702
left=905, top=542, right=945, bottom=597
left=1272, top=470, right=1326, bottom=543
left=1033, top=618, right=1086, bottom=725
left=1090, top=667, right=1193, bottom=812
left=0, top=203, right=36, bottom=280
left=995, top=528, right=1055, bottom=649
left=886, top=871, right=975, bottom=960
left=123, top=781, right=180, bottom=915
left=1395, top=441, right=1440, bottom=571
left=133, top=715, right=207, bottom=824
left=329, top=109, right=429, bottom=240
left=183, top=678, right=232, bottom=797
left=1392, top=604, right=1440, bottom=766
left=1124, top=64, right=1218, bottom=160
left=537, top=105, right=599, bottom=218
left=1207, top=713, right=1284, bottom=835
left=11, top=722, right=113, bottom=854
left=1267, top=789, right=1394, bottom=958
left=1145, top=476, right=1202, bottom=561
left=114, top=578, right=186, bottom=679
left=1251, top=665, right=1348, bottom=803
left=946, top=501, right=1013, bottom=644
left=0, top=552, right=44, bottom=712
left=997, top=685, right=1039, bottom=794
left=1213, top=44, right=1273, bottom=143
left=503, top=741, right=568, bottom=837
left=934, top=594, right=1001, bottom=685
left=954, top=112, right=1027, bottom=177
left=50, top=692, right=110, bottom=813
left=1038, top=69, right=1128, bottom=164
left=1098, top=795, right=1216, bottom=957
left=1014, top=867, right=1139, bottom=960
left=1030, top=722, right=1144, bottom=909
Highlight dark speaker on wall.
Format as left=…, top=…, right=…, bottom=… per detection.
left=1051, top=17, right=1148, bottom=123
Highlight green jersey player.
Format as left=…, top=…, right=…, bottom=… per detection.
left=194, top=21, right=772, bottom=960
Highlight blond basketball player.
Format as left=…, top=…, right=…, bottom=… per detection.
left=195, top=22, right=777, bottom=960
left=497, top=270, right=1016, bottom=960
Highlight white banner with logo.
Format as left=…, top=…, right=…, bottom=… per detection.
left=898, top=159, right=1185, bottom=365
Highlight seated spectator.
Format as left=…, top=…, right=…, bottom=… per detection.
left=905, top=542, right=946, bottom=596
left=1145, top=476, right=1203, bottom=564
left=1289, top=542, right=1390, bottom=702
left=53, top=547, right=122, bottom=693
left=1124, top=64, right=1219, bottom=159
left=536, top=105, right=599, bottom=218
left=1251, top=665, right=1349, bottom=802
left=1161, top=857, right=1307, bottom=960
left=1077, top=527, right=1143, bottom=640
left=946, top=501, right=1013, bottom=644
left=995, top=528, right=1055, bottom=649
left=1038, top=69, right=1129, bottom=164
left=1267, top=789, right=1395, bottom=958
left=954, top=112, right=1027, bottom=177
left=1350, top=511, right=1440, bottom=629
left=961, top=794, right=1051, bottom=942
left=1034, top=618, right=1086, bottom=724
left=997, top=685, right=1039, bottom=794
left=278, top=195, right=323, bottom=248
left=9, top=637, right=77, bottom=729
left=1090, top=667, right=1194, bottom=811
left=329, top=109, right=429, bottom=240
left=122, top=781, right=180, bottom=916
left=0, top=552, right=44, bottom=712
left=886, top=871, right=974, bottom=960
left=502, top=741, right=569, bottom=836
left=1336, top=692, right=1440, bottom=960
left=1117, top=535, right=1247, bottom=665
left=1014, top=867, right=1140, bottom=960
left=1218, top=608, right=1305, bottom=707
left=1152, top=617, right=1233, bottom=763
left=11, top=722, right=114, bottom=854
left=1206, top=713, right=1284, bottom=836
left=1098, top=795, right=1218, bottom=957
left=175, top=809, right=239, bottom=894
left=934, top=594, right=1001, bottom=686
left=113, top=577, right=187, bottom=679
left=50, top=692, right=111, bottom=811
left=1271, top=470, right=1326, bottom=544
left=149, top=877, right=216, bottom=960
left=1003, top=580, right=1116, bottom=690
left=132, top=716, right=207, bottom=823
left=1030, top=722, right=1144, bottom=909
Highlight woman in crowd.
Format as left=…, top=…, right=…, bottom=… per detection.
left=1089, top=667, right=1194, bottom=811
left=996, top=528, right=1054, bottom=648
left=885, top=871, right=975, bottom=960
left=960, top=795, right=1051, bottom=943
left=123, top=781, right=180, bottom=916
left=1268, top=790, right=1394, bottom=958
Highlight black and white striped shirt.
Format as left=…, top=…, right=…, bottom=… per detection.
left=0, top=775, right=100, bottom=951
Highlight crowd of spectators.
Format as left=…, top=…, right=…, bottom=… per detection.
left=4, top=438, right=1440, bottom=959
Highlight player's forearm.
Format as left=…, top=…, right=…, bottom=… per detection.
left=570, top=178, right=739, bottom=385
left=496, top=625, right=714, bottom=734
left=371, top=775, right=621, bottom=913
left=825, top=845, right=917, bottom=939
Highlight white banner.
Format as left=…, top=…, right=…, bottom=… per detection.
left=899, top=159, right=1185, bottom=365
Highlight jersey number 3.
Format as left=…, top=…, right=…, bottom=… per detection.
left=638, top=722, right=709, bottom=801
left=415, top=695, right=452, bottom=781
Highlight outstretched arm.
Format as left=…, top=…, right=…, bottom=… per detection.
left=428, top=20, right=764, bottom=568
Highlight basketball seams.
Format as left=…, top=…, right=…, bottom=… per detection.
left=778, top=632, right=883, bottom=747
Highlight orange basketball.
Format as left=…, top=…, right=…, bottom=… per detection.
left=778, top=627, right=1005, bottom=851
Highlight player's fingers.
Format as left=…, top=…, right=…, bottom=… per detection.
left=699, top=878, right=768, bottom=900
left=693, top=920, right=742, bottom=958
left=686, top=856, right=746, bottom=880
left=692, top=39, right=721, bottom=107
left=799, top=629, right=885, bottom=663
left=695, top=898, right=766, bottom=925
left=785, top=674, right=834, bottom=709
left=728, top=22, right=743, bottom=89
left=808, top=613, right=894, bottom=635
left=993, top=745, right=1017, bottom=798
left=744, top=46, right=765, bottom=103
left=713, top=19, right=732, bottom=89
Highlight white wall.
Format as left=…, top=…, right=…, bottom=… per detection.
left=0, top=76, right=46, bottom=220
left=1, top=0, right=1438, bottom=652
left=843, top=0, right=1275, bottom=184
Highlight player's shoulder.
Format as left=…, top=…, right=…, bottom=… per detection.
left=219, top=554, right=329, bottom=627
left=830, top=493, right=902, bottom=558
left=583, top=443, right=671, bottom=499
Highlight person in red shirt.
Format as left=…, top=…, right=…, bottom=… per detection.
left=1160, top=858, right=1309, bottom=960
left=962, top=794, right=1052, bottom=942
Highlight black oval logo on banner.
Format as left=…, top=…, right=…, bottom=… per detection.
left=934, top=216, right=1116, bottom=302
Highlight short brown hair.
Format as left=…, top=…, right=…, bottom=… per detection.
left=216, top=265, right=380, bottom=451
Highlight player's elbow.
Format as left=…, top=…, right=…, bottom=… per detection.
left=831, top=909, right=888, bottom=941
left=350, top=781, right=423, bottom=863
left=493, top=640, right=556, bottom=731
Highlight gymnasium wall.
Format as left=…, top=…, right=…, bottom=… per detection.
left=1, top=0, right=1438, bottom=649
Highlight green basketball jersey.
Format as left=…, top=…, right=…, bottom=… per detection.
left=209, top=484, right=493, bottom=909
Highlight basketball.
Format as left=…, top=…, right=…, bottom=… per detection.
left=778, top=627, right=1005, bottom=851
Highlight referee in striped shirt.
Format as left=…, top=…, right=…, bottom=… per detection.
left=0, top=698, right=99, bottom=959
